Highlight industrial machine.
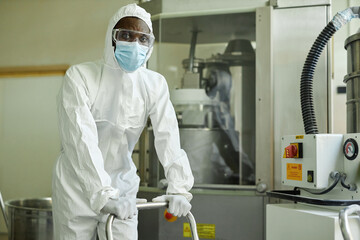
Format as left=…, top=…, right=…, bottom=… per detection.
left=132, top=0, right=333, bottom=239
left=149, top=37, right=256, bottom=186
left=267, top=7, right=360, bottom=240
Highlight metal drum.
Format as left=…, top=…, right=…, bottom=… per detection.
left=344, top=32, right=360, bottom=133
left=6, top=198, right=53, bottom=240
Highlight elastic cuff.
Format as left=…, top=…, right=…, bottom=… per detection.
left=90, top=188, right=120, bottom=214
left=167, top=192, right=193, bottom=202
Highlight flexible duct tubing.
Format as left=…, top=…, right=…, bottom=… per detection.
left=300, top=7, right=360, bottom=134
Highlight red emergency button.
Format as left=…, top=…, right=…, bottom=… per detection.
left=283, top=143, right=303, bottom=158
left=164, top=209, right=177, bottom=222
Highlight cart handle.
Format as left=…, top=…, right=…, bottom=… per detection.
left=106, top=201, right=199, bottom=240
left=339, top=204, right=360, bottom=240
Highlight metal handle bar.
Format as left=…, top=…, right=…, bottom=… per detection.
left=106, top=202, right=199, bottom=240
left=339, top=204, right=360, bottom=240
left=0, top=191, right=8, bottom=230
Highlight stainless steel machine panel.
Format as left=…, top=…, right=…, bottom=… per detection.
left=138, top=189, right=265, bottom=240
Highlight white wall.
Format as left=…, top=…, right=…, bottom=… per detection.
left=0, top=76, right=62, bottom=196
left=0, top=0, right=135, bottom=233
left=0, top=0, right=135, bottom=67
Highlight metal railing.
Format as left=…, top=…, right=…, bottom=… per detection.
left=339, top=204, right=360, bottom=240
left=106, top=202, right=199, bottom=240
left=0, top=191, right=9, bottom=230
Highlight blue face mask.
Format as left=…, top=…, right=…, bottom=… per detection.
left=114, top=41, right=149, bottom=72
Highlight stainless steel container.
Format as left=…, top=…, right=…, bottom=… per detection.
left=344, top=33, right=360, bottom=133
left=6, top=198, right=53, bottom=240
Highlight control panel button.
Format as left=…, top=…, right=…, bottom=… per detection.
left=307, top=170, right=314, bottom=183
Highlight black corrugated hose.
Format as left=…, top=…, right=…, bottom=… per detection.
left=300, top=22, right=336, bottom=134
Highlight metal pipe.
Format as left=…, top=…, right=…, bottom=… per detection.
left=0, top=192, right=9, bottom=229
left=192, top=184, right=257, bottom=191
left=106, top=215, right=115, bottom=240
left=137, top=201, right=167, bottom=210
left=186, top=212, right=199, bottom=240
left=339, top=204, right=360, bottom=240
left=188, top=31, right=198, bottom=72
left=139, top=130, right=148, bottom=186
left=0, top=191, right=9, bottom=230
left=106, top=202, right=199, bottom=240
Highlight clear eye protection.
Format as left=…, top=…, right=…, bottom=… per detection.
left=112, top=28, right=155, bottom=48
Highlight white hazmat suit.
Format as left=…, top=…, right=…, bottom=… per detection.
left=52, top=4, right=194, bottom=240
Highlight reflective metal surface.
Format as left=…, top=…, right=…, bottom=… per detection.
left=345, top=33, right=360, bottom=74
left=138, top=189, right=265, bottom=240
left=344, top=33, right=360, bottom=133
left=339, top=204, right=360, bottom=240
left=6, top=198, right=53, bottom=240
left=0, top=192, right=8, bottom=230
left=344, top=73, right=360, bottom=133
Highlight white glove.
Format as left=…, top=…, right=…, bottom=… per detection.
left=136, top=198, right=147, bottom=204
left=152, top=195, right=191, bottom=217
left=101, top=197, right=137, bottom=220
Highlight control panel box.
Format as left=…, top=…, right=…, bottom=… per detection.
left=281, top=134, right=343, bottom=189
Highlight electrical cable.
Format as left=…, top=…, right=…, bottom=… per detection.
left=340, top=173, right=357, bottom=191
left=296, top=171, right=340, bottom=195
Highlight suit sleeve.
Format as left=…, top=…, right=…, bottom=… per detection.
left=57, top=67, right=119, bottom=213
left=149, top=76, right=194, bottom=201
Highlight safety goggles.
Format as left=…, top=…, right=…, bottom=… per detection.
left=112, top=28, right=155, bottom=47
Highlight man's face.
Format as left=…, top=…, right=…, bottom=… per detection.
left=112, top=17, right=150, bottom=48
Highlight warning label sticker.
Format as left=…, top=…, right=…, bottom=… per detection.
left=286, top=163, right=302, bottom=181
left=183, top=223, right=215, bottom=239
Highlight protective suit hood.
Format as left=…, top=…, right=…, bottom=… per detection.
left=104, top=3, right=153, bottom=69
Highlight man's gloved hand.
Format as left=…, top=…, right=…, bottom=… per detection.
left=152, top=195, right=191, bottom=217
left=101, top=197, right=137, bottom=220
left=136, top=198, right=147, bottom=204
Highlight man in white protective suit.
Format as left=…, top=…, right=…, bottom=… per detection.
left=52, top=3, right=194, bottom=240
